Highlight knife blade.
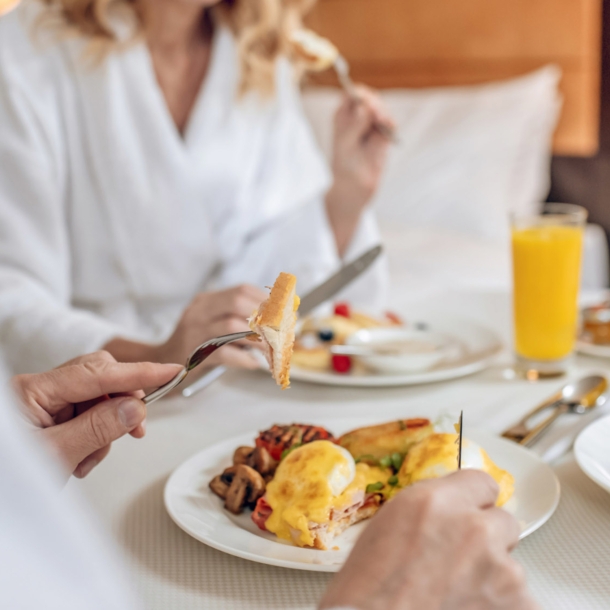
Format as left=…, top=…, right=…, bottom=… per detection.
left=298, top=244, right=383, bottom=315
left=181, top=244, right=383, bottom=398
left=456, top=411, right=463, bottom=469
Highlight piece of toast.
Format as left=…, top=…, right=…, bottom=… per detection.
left=249, top=273, right=299, bottom=389
left=339, top=419, right=435, bottom=460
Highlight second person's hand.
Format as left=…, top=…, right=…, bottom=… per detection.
left=319, top=470, right=538, bottom=610
left=12, top=351, right=183, bottom=481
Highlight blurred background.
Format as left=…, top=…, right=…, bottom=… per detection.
left=2, top=0, right=607, bottom=296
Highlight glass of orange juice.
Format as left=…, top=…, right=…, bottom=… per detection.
left=512, top=203, right=587, bottom=376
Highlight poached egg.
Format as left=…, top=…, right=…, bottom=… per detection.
left=398, top=433, right=514, bottom=506
left=264, top=440, right=388, bottom=547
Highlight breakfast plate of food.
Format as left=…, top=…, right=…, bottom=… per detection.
left=164, top=417, right=560, bottom=572
left=288, top=304, right=503, bottom=387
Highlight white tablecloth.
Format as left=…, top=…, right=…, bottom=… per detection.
left=70, top=290, right=610, bottom=610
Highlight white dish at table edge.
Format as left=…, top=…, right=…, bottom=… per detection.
left=575, top=414, right=610, bottom=494
left=290, top=314, right=502, bottom=387
left=164, top=418, right=560, bottom=573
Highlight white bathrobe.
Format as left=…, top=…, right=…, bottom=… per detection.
left=0, top=5, right=386, bottom=374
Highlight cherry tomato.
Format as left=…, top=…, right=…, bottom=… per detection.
left=334, top=302, right=351, bottom=318
left=385, top=311, right=403, bottom=325
left=332, top=354, right=352, bottom=374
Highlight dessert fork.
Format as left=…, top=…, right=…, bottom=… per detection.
left=334, top=55, right=398, bottom=143
left=143, top=331, right=257, bottom=405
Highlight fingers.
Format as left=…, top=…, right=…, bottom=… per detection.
left=335, top=85, right=395, bottom=144
left=194, top=285, right=267, bottom=323
left=73, top=444, right=111, bottom=478
left=44, top=395, right=146, bottom=472
left=53, top=350, right=116, bottom=369
left=205, top=345, right=261, bottom=370
left=206, top=316, right=252, bottom=338
left=21, top=359, right=183, bottom=415
left=483, top=507, right=522, bottom=551
left=421, top=469, right=500, bottom=509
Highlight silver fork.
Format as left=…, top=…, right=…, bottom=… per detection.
left=142, top=331, right=257, bottom=405
left=334, top=55, right=398, bottom=143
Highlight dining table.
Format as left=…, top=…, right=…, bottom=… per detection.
left=69, top=287, right=610, bottom=610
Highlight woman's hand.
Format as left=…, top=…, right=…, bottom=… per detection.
left=12, top=351, right=182, bottom=481
left=320, top=470, right=538, bottom=610
left=325, top=86, right=394, bottom=255
left=153, top=285, right=267, bottom=367
left=106, top=285, right=267, bottom=369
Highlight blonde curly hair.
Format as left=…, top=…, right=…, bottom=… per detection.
left=35, top=0, right=317, bottom=95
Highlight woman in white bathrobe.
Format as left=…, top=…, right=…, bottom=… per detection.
left=0, top=0, right=392, bottom=374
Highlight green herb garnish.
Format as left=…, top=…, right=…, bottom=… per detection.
left=388, top=475, right=399, bottom=486
left=280, top=443, right=302, bottom=460
left=398, top=420, right=406, bottom=431
left=355, top=454, right=378, bottom=465
left=379, top=455, right=393, bottom=469
left=391, top=452, right=404, bottom=471
left=366, top=482, right=384, bottom=494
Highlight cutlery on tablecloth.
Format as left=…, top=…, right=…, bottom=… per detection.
left=501, top=375, right=608, bottom=449
left=180, top=244, right=384, bottom=398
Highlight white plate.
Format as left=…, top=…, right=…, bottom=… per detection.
left=290, top=314, right=502, bottom=387
left=575, top=415, right=610, bottom=493
left=576, top=339, right=610, bottom=359
left=164, top=419, right=560, bottom=572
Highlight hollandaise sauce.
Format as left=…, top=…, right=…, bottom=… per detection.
left=398, top=434, right=514, bottom=506
left=264, top=440, right=387, bottom=547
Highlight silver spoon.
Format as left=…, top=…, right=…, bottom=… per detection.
left=142, top=331, right=256, bottom=405
left=502, top=375, right=608, bottom=447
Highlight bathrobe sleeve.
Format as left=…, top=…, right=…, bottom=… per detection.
left=216, top=60, right=388, bottom=310
left=0, top=55, right=122, bottom=374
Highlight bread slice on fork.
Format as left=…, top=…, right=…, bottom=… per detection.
left=249, top=273, right=299, bottom=389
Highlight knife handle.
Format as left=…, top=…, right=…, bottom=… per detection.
left=502, top=400, right=568, bottom=445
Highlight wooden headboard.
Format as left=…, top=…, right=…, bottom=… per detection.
left=306, top=0, right=603, bottom=156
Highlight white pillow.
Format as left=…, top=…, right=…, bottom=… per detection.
left=302, top=66, right=561, bottom=243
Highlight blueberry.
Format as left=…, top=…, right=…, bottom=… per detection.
left=318, top=328, right=335, bottom=342
left=415, top=322, right=429, bottom=331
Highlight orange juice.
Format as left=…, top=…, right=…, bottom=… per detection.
left=512, top=225, right=583, bottom=361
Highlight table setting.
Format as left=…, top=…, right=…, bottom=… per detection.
left=70, top=203, right=610, bottom=610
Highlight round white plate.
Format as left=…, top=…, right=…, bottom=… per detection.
left=290, top=314, right=502, bottom=387
left=576, top=339, right=610, bottom=359
left=164, top=419, right=560, bottom=572
left=575, top=415, right=610, bottom=493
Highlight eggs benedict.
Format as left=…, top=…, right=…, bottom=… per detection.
left=398, top=434, right=514, bottom=506
left=252, top=440, right=389, bottom=549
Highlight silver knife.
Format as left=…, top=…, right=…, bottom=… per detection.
left=181, top=244, right=383, bottom=398
left=456, top=411, right=463, bottom=469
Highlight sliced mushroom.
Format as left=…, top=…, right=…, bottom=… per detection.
left=209, top=475, right=230, bottom=500
left=251, top=446, right=277, bottom=476
left=209, top=466, right=237, bottom=500
left=220, top=466, right=237, bottom=484
left=233, top=446, right=255, bottom=466
left=224, top=465, right=266, bottom=514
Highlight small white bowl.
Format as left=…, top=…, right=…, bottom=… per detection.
left=344, top=327, right=460, bottom=374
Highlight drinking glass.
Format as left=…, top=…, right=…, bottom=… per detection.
left=512, top=203, right=587, bottom=376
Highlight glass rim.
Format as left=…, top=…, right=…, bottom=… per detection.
left=511, top=203, right=588, bottom=227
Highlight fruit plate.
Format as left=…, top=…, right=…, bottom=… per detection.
left=290, top=314, right=502, bottom=387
